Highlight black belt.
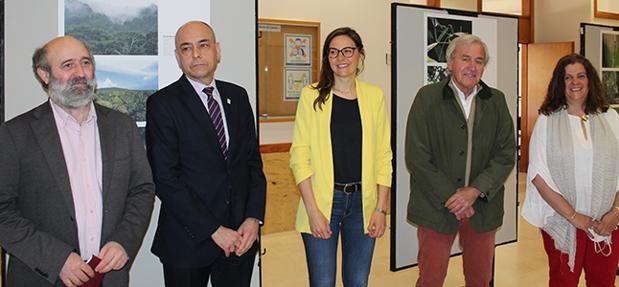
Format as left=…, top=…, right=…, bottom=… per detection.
left=334, top=182, right=361, bottom=194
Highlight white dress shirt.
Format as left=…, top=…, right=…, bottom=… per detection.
left=451, top=79, right=478, bottom=120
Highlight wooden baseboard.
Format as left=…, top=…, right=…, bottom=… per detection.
left=260, top=143, right=292, bottom=153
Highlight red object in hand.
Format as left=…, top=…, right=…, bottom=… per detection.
left=83, top=255, right=105, bottom=287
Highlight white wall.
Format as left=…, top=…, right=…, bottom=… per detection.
left=535, top=0, right=619, bottom=52
left=5, top=0, right=56, bottom=120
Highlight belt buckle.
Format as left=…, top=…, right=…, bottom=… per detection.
left=343, top=183, right=353, bottom=195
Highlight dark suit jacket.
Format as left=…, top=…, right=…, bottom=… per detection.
left=0, top=102, right=155, bottom=287
left=146, top=76, right=266, bottom=267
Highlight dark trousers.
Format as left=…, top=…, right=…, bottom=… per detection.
left=162, top=244, right=258, bottom=287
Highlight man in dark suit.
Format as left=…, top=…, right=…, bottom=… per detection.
left=146, top=21, right=266, bottom=287
left=0, top=36, right=155, bottom=287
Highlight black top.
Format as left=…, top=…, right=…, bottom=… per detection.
left=330, top=94, right=362, bottom=183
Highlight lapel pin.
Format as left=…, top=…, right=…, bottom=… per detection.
left=226, top=98, right=231, bottom=105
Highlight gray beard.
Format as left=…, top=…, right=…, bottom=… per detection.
left=48, top=76, right=97, bottom=109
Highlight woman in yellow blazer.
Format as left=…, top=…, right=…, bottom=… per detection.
left=289, top=27, right=392, bottom=287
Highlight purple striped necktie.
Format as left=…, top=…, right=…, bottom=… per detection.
left=203, top=87, right=228, bottom=159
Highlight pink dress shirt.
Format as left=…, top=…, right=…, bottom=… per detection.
left=50, top=100, right=103, bottom=260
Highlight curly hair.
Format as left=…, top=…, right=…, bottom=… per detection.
left=539, top=53, right=608, bottom=115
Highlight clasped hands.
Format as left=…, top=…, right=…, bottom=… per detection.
left=59, top=241, right=128, bottom=287
left=445, top=186, right=481, bottom=220
left=570, top=210, right=619, bottom=238
left=212, top=218, right=260, bottom=257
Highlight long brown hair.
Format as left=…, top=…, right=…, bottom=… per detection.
left=312, top=27, right=365, bottom=111
left=539, top=53, right=608, bottom=115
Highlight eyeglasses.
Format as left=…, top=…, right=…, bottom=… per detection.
left=328, top=47, right=356, bottom=58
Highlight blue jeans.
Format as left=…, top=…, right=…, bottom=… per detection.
left=301, top=189, right=376, bottom=287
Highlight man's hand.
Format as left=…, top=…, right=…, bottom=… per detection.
left=235, top=218, right=260, bottom=256
left=445, top=186, right=481, bottom=215
left=96, top=241, right=129, bottom=273
left=454, top=206, right=475, bottom=220
left=59, top=252, right=94, bottom=287
left=212, top=226, right=241, bottom=257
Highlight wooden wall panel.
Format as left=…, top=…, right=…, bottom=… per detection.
left=520, top=42, right=573, bottom=172
left=258, top=19, right=320, bottom=117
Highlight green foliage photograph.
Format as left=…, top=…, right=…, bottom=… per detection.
left=603, top=71, right=619, bottom=105
left=96, top=88, right=152, bottom=122
left=94, top=57, right=157, bottom=122
left=65, top=0, right=157, bottom=55
left=602, top=32, right=619, bottom=68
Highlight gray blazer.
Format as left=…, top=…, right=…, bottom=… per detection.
left=0, top=102, right=155, bottom=287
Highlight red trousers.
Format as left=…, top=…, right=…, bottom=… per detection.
left=541, top=228, right=619, bottom=287
left=416, top=218, right=497, bottom=287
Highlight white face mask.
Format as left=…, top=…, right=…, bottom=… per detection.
left=588, top=227, right=612, bottom=256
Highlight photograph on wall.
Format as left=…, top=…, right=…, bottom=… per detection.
left=64, top=0, right=158, bottom=55
left=427, top=65, right=449, bottom=84
left=602, top=70, right=619, bottom=105
left=425, top=16, right=472, bottom=85
left=426, top=16, right=472, bottom=63
left=284, top=68, right=310, bottom=100
left=600, top=31, right=619, bottom=106
left=95, top=56, right=158, bottom=125
left=602, top=31, right=619, bottom=68
left=285, top=34, right=312, bottom=66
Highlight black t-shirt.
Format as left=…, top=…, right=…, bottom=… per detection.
left=330, top=94, right=362, bottom=183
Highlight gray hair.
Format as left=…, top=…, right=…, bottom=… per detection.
left=445, top=34, right=489, bottom=66
left=32, top=46, right=51, bottom=92
left=32, top=38, right=95, bottom=92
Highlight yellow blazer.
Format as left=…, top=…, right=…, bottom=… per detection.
left=290, top=79, right=393, bottom=234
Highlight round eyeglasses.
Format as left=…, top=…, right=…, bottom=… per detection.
left=328, top=47, right=356, bottom=58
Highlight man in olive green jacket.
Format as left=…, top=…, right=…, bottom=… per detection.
left=405, top=34, right=516, bottom=287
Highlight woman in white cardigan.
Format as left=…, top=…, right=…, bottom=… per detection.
left=522, top=53, right=619, bottom=286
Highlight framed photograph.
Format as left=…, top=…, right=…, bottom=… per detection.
left=284, top=67, right=310, bottom=101
left=95, top=56, right=158, bottom=126
left=424, top=15, right=473, bottom=85
left=595, top=0, right=619, bottom=20
left=426, top=64, right=449, bottom=84
left=63, top=0, right=158, bottom=55
left=602, top=70, right=619, bottom=105
left=426, top=16, right=472, bottom=64
left=600, top=31, right=619, bottom=106
left=285, top=33, right=311, bottom=66
left=602, top=31, right=619, bottom=68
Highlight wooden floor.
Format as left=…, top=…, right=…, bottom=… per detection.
left=260, top=172, right=619, bottom=287
left=261, top=152, right=300, bottom=234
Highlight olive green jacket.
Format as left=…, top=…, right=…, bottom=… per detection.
left=405, top=78, right=516, bottom=234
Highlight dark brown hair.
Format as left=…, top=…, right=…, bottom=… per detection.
left=312, top=27, right=365, bottom=111
left=539, top=53, right=608, bottom=115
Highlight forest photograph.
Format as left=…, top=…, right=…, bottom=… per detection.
left=95, top=57, right=158, bottom=122
left=64, top=0, right=157, bottom=55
